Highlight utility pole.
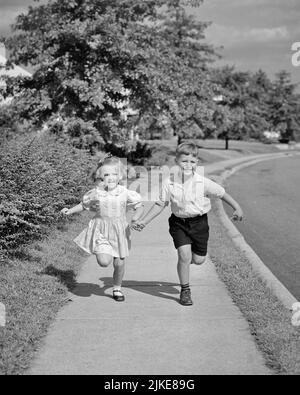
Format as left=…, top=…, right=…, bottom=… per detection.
left=213, top=95, right=229, bottom=150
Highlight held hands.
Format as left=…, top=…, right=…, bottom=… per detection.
left=231, top=208, right=244, bottom=222
left=130, top=220, right=146, bottom=231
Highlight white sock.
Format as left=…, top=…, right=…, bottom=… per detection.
left=113, top=286, right=122, bottom=294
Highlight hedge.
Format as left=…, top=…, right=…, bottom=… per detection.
left=0, top=133, right=93, bottom=254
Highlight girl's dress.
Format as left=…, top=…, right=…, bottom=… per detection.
left=74, top=184, right=142, bottom=258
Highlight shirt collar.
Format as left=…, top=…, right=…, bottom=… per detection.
left=170, top=171, right=203, bottom=186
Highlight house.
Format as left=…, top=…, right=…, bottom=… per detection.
left=0, top=43, right=32, bottom=104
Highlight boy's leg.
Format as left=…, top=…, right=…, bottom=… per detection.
left=191, top=253, right=207, bottom=265
left=168, top=215, right=193, bottom=305
left=177, top=245, right=192, bottom=284
left=189, top=215, right=209, bottom=265
left=177, top=245, right=193, bottom=306
left=112, top=258, right=125, bottom=302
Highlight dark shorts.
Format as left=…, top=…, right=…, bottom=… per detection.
left=168, top=213, right=209, bottom=256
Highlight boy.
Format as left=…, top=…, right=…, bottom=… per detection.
left=133, top=142, right=243, bottom=306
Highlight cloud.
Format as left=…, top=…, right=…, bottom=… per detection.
left=202, top=0, right=299, bottom=10
left=206, top=24, right=290, bottom=48
left=0, top=8, right=24, bottom=35
left=0, top=0, right=37, bottom=8
left=248, top=27, right=289, bottom=42
left=0, top=0, right=46, bottom=35
left=195, top=0, right=300, bottom=31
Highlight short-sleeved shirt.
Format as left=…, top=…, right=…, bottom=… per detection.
left=156, top=172, right=225, bottom=218
left=82, top=184, right=143, bottom=219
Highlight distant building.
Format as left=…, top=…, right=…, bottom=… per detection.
left=0, top=43, right=32, bottom=104
left=213, top=95, right=226, bottom=104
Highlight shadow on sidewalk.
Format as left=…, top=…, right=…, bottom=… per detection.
left=71, top=277, right=180, bottom=303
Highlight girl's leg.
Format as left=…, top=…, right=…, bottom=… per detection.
left=95, top=253, right=113, bottom=268
left=113, top=258, right=125, bottom=287
left=112, top=258, right=126, bottom=302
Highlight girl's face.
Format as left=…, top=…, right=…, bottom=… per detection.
left=175, top=154, right=198, bottom=176
left=98, top=165, right=121, bottom=190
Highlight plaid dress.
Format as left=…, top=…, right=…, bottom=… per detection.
left=74, top=185, right=142, bottom=258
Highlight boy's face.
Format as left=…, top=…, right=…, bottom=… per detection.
left=175, top=154, right=198, bottom=176
left=99, top=165, right=121, bottom=190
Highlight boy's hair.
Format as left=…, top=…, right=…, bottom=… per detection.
left=91, top=154, right=126, bottom=182
left=176, top=142, right=199, bottom=158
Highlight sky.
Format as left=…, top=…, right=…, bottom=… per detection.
left=0, top=0, right=299, bottom=86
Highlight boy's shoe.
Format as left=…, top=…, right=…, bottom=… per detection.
left=180, top=288, right=193, bottom=306
left=113, top=290, right=125, bottom=302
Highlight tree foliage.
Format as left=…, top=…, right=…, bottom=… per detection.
left=267, top=71, right=300, bottom=141
left=211, top=67, right=300, bottom=141
left=3, top=0, right=216, bottom=147
left=3, top=0, right=300, bottom=144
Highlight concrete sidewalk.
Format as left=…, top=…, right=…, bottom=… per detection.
left=28, top=155, right=278, bottom=375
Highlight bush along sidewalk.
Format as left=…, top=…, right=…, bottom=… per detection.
left=0, top=133, right=96, bottom=374
left=0, top=133, right=93, bottom=254
left=209, top=201, right=300, bottom=375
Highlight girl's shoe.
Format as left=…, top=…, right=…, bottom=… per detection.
left=113, top=289, right=125, bottom=302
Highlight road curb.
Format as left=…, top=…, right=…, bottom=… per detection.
left=212, top=154, right=298, bottom=311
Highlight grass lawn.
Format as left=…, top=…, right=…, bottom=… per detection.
left=209, top=202, right=300, bottom=375
left=0, top=212, right=91, bottom=375
left=195, top=138, right=281, bottom=154
left=146, top=138, right=281, bottom=167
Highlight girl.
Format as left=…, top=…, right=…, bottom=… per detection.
left=61, top=154, right=144, bottom=302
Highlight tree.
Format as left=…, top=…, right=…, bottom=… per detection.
left=267, top=71, right=300, bottom=141
left=151, top=0, right=218, bottom=140
left=211, top=67, right=273, bottom=141
left=3, top=0, right=216, bottom=148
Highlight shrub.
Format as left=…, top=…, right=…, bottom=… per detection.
left=144, top=145, right=176, bottom=167
left=0, top=104, right=33, bottom=143
left=0, top=133, right=92, bottom=252
left=46, top=116, right=105, bottom=154
left=104, top=140, right=152, bottom=166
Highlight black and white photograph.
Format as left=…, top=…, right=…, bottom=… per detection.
left=0, top=0, right=300, bottom=378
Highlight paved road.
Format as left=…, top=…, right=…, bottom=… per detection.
left=225, top=155, right=300, bottom=300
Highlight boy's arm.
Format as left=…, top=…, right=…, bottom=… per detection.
left=61, top=203, right=84, bottom=216
left=132, top=203, right=166, bottom=230
left=131, top=204, right=145, bottom=223
left=221, top=193, right=243, bottom=221
left=132, top=178, right=169, bottom=230
left=142, top=203, right=166, bottom=225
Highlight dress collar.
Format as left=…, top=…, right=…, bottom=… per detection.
left=96, top=184, right=124, bottom=196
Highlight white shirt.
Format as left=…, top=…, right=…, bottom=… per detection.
left=156, top=172, right=225, bottom=218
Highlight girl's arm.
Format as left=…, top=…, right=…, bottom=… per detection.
left=61, top=203, right=84, bottom=216
left=221, top=193, right=243, bottom=221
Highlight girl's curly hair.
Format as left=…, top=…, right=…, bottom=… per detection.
left=91, top=154, right=126, bottom=182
